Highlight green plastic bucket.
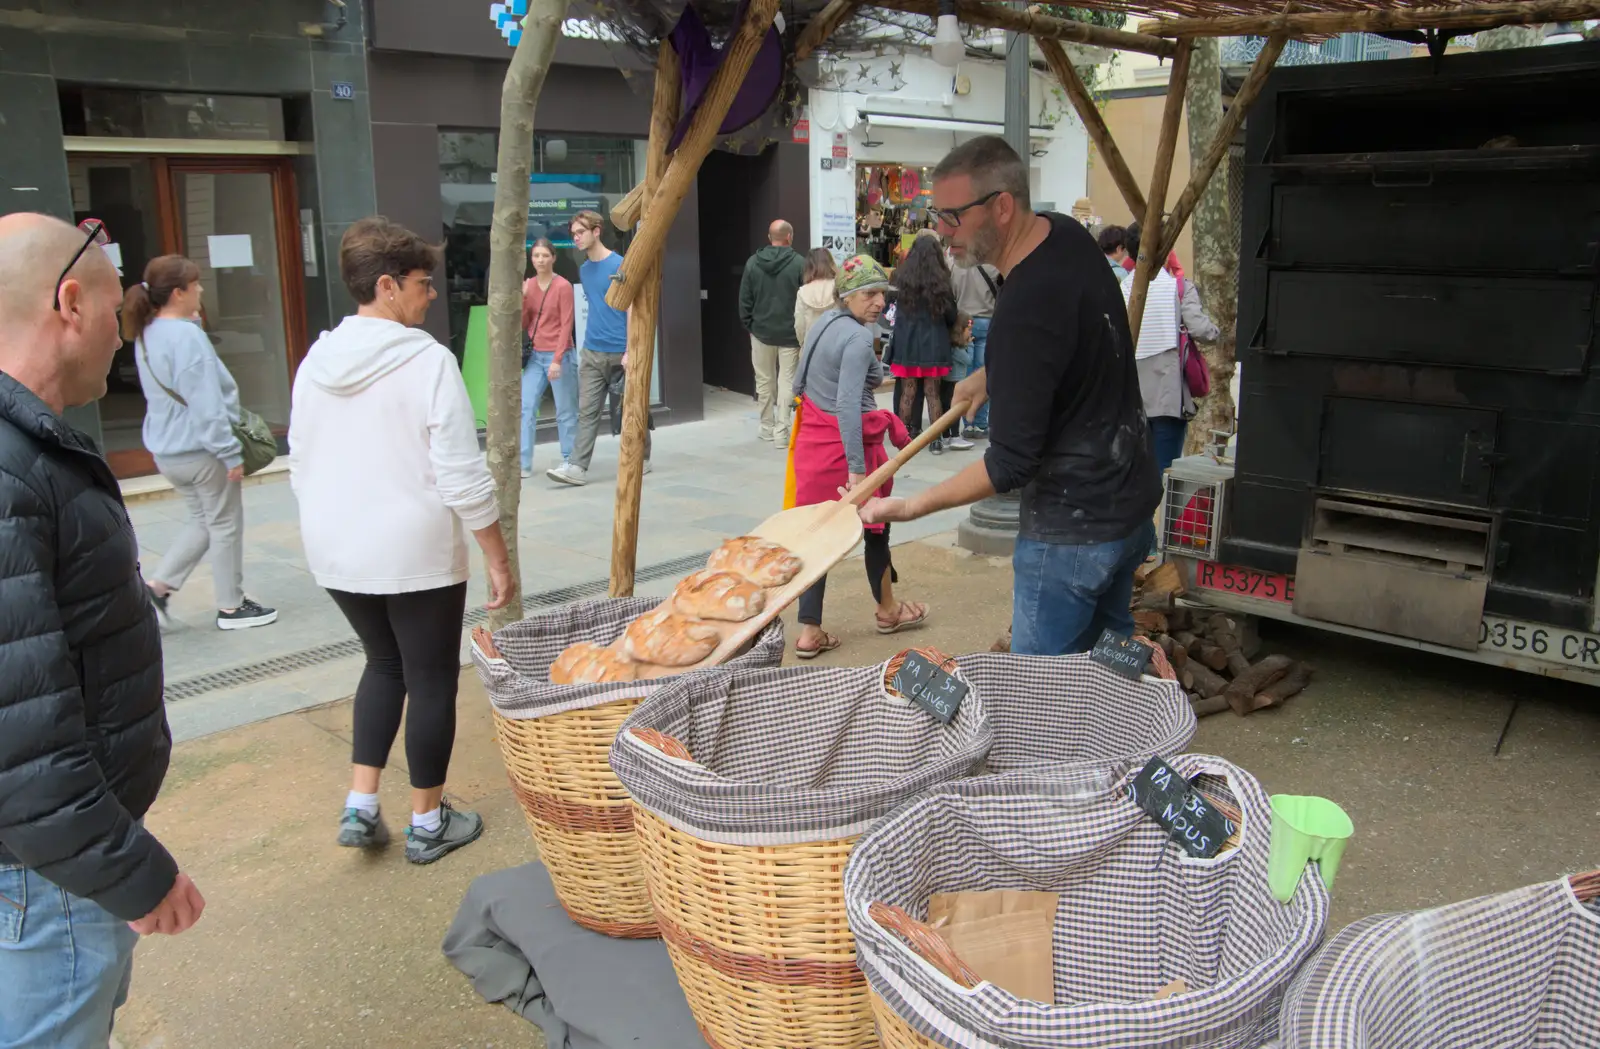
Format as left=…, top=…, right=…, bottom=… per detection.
left=1267, top=794, right=1353, bottom=903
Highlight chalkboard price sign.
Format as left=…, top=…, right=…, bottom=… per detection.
left=891, top=651, right=968, bottom=724
left=1127, top=755, right=1236, bottom=860
left=1090, top=629, right=1153, bottom=680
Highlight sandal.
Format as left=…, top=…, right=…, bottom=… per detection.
left=795, top=631, right=842, bottom=659
left=876, top=601, right=929, bottom=635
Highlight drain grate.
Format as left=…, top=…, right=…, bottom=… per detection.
left=162, top=550, right=713, bottom=703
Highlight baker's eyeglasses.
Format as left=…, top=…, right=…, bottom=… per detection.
left=53, top=219, right=109, bottom=312
left=932, top=190, right=1001, bottom=228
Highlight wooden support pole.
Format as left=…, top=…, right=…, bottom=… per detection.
left=873, top=0, right=1178, bottom=57
left=1125, top=38, right=1191, bottom=347
left=605, top=0, right=780, bottom=311
left=1036, top=38, right=1145, bottom=221
left=795, top=0, right=864, bottom=61
left=610, top=179, right=646, bottom=230
left=1139, top=0, right=1600, bottom=38
left=609, top=41, right=682, bottom=598
left=1156, top=35, right=1285, bottom=265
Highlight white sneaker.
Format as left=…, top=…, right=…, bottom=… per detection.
left=946, top=436, right=975, bottom=451
left=520, top=467, right=532, bottom=478
left=643, top=459, right=653, bottom=475
left=547, top=462, right=588, bottom=486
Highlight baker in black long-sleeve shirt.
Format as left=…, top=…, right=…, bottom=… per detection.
left=859, top=136, right=1160, bottom=655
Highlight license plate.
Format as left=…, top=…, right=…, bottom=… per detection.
left=1192, top=561, right=1295, bottom=604
left=1478, top=616, right=1600, bottom=670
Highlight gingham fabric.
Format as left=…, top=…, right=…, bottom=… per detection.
left=1278, top=877, right=1600, bottom=1048
left=609, top=657, right=994, bottom=846
left=952, top=652, right=1195, bottom=776
left=471, top=597, right=785, bottom=720
left=845, top=755, right=1330, bottom=1049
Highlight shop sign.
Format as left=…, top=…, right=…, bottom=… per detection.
left=792, top=119, right=809, bottom=144
left=832, top=144, right=849, bottom=160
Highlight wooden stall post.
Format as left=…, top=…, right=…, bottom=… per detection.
left=1037, top=38, right=1146, bottom=221
left=604, top=0, right=781, bottom=312
left=1156, top=34, right=1286, bottom=263
left=1126, top=38, right=1192, bottom=346
left=609, top=41, right=682, bottom=597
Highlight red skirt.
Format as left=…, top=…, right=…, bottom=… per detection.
left=890, top=364, right=951, bottom=379
left=790, top=397, right=909, bottom=533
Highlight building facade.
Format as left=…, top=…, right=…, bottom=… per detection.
left=0, top=0, right=377, bottom=477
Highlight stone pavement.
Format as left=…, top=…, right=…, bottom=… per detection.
left=134, top=387, right=980, bottom=742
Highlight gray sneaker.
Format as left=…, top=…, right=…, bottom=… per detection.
left=404, top=800, right=483, bottom=865
left=337, top=807, right=389, bottom=849
left=546, top=462, right=588, bottom=486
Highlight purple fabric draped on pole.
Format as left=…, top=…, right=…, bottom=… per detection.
left=666, top=0, right=786, bottom=151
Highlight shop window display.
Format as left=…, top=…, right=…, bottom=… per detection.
left=856, top=162, right=938, bottom=268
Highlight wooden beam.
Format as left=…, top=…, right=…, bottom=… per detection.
left=1126, top=38, right=1191, bottom=347
left=1139, top=0, right=1600, bottom=38
left=609, top=179, right=646, bottom=230
left=609, top=41, right=682, bottom=597
left=1036, top=37, right=1145, bottom=221
left=605, top=0, right=779, bottom=311
left=870, top=0, right=1178, bottom=57
left=1157, top=34, right=1285, bottom=265
left=795, top=0, right=864, bottom=61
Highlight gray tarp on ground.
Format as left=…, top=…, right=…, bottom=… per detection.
left=442, top=863, right=710, bottom=1049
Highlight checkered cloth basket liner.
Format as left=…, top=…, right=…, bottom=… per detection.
left=471, top=597, right=786, bottom=720
left=609, top=657, right=995, bottom=846
left=845, top=755, right=1330, bottom=1049
left=1278, top=877, right=1600, bottom=1048
left=952, top=652, right=1195, bottom=776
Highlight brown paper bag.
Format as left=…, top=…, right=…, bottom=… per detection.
left=927, top=890, right=1058, bottom=1003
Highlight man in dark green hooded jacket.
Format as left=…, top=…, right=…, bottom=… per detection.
left=739, top=219, right=806, bottom=444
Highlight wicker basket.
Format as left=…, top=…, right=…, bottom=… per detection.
left=471, top=598, right=785, bottom=938
left=1278, top=869, right=1600, bottom=1048
left=845, top=757, right=1329, bottom=1049
left=948, top=651, right=1196, bottom=776
left=609, top=655, right=995, bottom=1049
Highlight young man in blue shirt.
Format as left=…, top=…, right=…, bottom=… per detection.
left=547, top=210, right=650, bottom=486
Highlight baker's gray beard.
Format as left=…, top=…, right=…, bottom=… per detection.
left=968, top=223, right=1002, bottom=267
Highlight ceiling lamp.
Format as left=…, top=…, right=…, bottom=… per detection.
left=931, top=0, right=964, bottom=67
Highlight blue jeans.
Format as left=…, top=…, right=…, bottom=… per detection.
left=1011, top=521, right=1155, bottom=656
left=968, top=317, right=991, bottom=430
left=521, top=350, right=579, bottom=469
left=0, top=864, right=139, bottom=1049
left=1150, top=415, right=1187, bottom=477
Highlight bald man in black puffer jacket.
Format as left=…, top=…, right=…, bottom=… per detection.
left=0, top=213, right=204, bottom=1049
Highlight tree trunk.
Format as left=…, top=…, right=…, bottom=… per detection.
left=1182, top=35, right=1238, bottom=457
left=485, top=0, right=571, bottom=630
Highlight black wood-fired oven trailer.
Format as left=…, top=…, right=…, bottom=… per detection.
left=1207, top=40, right=1600, bottom=680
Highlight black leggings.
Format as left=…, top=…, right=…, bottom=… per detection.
left=797, top=525, right=896, bottom=626
left=328, top=582, right=468, bottom=789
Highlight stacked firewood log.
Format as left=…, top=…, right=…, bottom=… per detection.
left=1133, top=563, right=1313, bottom=718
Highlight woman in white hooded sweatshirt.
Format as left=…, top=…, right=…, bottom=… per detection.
left=289, top=217, right=515, bottom=865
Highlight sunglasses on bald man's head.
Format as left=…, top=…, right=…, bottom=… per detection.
left=54, top=219, right=109, bottom=312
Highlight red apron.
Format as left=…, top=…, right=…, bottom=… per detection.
left=787, top=397, right=908, bottom=534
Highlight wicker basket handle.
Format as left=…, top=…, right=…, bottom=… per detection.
left=629, top=727, right=694, bottom=761
left=868, top=902, right=983, bottom=989
left=1131, top=635, right=1177, bottom=681
left=883, top=647, right=961, bottom=698
left=1571, top=869, right=1600, bottom=903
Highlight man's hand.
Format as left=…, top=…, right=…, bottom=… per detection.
left=548, top=358, right=562, bottom=380
left=859, top=496, right=915, bottom=525
left=621, top=352, right=629, bottom=370
left=129, top=872, right=205, bottom=936
left=953, top=366, right=987, bottom=422
left=226, top=465, right=244, bottom=483
left=485, top=558, right=517, bottom=611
